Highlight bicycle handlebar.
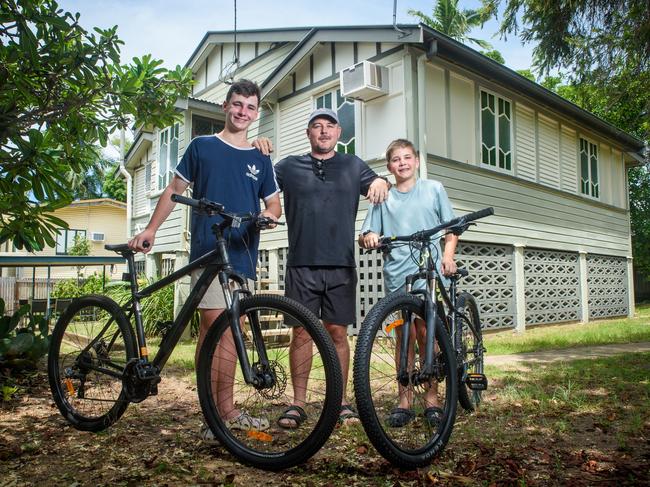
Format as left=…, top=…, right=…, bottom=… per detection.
left=379, top=207, right=494, bottom=245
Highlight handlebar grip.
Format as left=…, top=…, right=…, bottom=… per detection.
left=171, top=194, right=198, bottom=207
left=462, top=207, right=494, bottom=223
left=143, top=241, right=150, bottom=249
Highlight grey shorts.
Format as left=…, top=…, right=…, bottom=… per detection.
left=285, top=266, right=357, bottom=325
left=191, top=269, right=254, bottom=309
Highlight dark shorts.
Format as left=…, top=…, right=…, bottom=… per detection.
left=285, top=266, right=357, bottom=326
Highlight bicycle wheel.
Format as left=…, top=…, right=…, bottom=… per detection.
left=197, top=294, right=342, bottom=470
left=353, top=292, right=457, bottom=468
left=456, top=292, right=484, bottom=411
left=48, top=294, right=136, bottom=431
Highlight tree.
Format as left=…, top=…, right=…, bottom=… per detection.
left=68, top=233, right=90, bottom=283
left=482, top=0, right=650, bottom=83
left=0, top=0, right=193, bottom=252
left=481, top=49, right=505, bottom=64
left=102, top=163, right=127, bottom=202
left=409, top=0, right=492, bottom=49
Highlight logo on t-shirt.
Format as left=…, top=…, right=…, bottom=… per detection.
left=246, top=164, right=259, bottom=181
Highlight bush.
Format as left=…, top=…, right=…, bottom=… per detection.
left=52, top=273, right=107, bottom=298
left=0, top=298, right=50, bottom=369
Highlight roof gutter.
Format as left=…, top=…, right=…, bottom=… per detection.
left=118, top=129, right=132, bottom=239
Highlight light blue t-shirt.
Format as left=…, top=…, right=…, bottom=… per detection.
left=361, top=178, right=455, bottom=293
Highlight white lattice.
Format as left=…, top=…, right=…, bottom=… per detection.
left=456, top=242, right=514, bottom=330
left=355, top=248, right=385, bottom=334
left=587, top=255, right=628, bottom=319
left=524, top=249, right=580, bottom=325
left=258, top=250, right=269, bottom=280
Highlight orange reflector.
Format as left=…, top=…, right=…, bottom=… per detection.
left=140, top=347, right=148, bottom=357
left=385, top=319, right=405, bottom=333
left=247, top=430, right=273, bottom=442
left=64, top=378, right=75, bottom=395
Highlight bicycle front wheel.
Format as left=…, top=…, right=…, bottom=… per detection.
left=353, top=292, right=457, bottom=468
left=48, top=295, right=136, bottom=431
left=456, top=292, right=484, bottom=411
left=197, top=294, right=342, bottom=470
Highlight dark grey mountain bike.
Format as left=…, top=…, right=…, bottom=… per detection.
left=353, top=207, right=493, bottom=468
left=48, top=194, right=342, bottom=470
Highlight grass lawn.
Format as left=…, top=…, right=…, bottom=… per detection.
left=483, top=302, right=650, bottom=355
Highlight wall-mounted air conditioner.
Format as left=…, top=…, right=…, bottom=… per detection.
left=90, top=232, right=105, bottom=242
left=340, top=61, right=389, bottom=102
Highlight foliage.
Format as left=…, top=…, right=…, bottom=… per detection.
left=482, top=0, right=650, bottom=83
left=481, top=49, right=505, bottom=64
left=68, top=234, right=90, bottom=257
left=0, top=298, right=50, bottom=368
left=516, top=69, right=535, bottom=81
left=408, top=0, right=492, bottom=49
left=0, top=0, right=193, bottom=252
left=102, top=163, right=127, bottom=202
left=52, top=273, right=106, bottom=298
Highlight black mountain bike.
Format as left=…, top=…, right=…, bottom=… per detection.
left=48, top=194, right=342, bottom=470
left=353, top=207, right=493, bottom=468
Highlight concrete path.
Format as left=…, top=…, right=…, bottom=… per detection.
left=485, top=341, right=650, bottom=368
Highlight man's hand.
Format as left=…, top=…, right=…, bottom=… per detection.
left=366, top=177, right=390, bottom=204
left=258, top=210, right=278, bottom=229
left=128, top=228, right=156, bottom=254
left=441, top=257, right=457, bottom=276
left=358, top=231, right=380, bottom=249
left=252, top=137, right=274, bottom=156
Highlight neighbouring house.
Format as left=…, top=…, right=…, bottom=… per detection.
left=122, top=24, right=646, bottom=333
left=0, top=198, right=128, bottom=305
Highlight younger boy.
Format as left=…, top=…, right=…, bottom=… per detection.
left=358, top=138, right=458, bottom=428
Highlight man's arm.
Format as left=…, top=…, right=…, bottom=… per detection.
left=252, top=137, right=274, bottom=156
left=261, top=193, right=282, bottom=226
left=128, top=175, right=189, bottom=253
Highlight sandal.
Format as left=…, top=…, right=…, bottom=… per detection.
left=338, top=404, right=360, bottom=425
left=387, top=408, right=415, bottom=428
left=277, top=405, right=307, bottom=429
left=423, top=406, right=444, bottom=427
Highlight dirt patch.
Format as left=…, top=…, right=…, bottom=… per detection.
left=1, top=360, right=649, bottom=486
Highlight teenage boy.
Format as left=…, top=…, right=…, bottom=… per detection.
left=358, top=138, right=457, bottom=428
left=271, top=108, right=389, bottom=428
left=128, top=79, right=281, bottom=437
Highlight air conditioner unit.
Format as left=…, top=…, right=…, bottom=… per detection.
left=90, top=232, right=105, bottom=242
left=340, top=61, right=389, bottom=101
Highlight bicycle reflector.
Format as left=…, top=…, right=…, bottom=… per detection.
left=385, top=319, right=404, bottom=333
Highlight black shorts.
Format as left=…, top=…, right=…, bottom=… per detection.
left=285, top=266, right=357, bottom=325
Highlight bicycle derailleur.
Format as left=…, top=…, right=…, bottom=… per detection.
left=122, top=358, right=161, bottom=403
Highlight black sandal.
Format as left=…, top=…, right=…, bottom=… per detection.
left=338, top=404, right=360, bottom=425
left=277, top=405, right=307, bottom=429
left=387, top=407, right=415, bottom=427
left=423, top=406, right=444, bottom=427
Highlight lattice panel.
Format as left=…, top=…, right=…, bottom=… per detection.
left=524, top=249, right=580, bottom=325
left=277, top=248, right=288, bottom=291
left=355, top=248, right=385, bottom=334
left=587, top=254, right=628, bottom=319
left=257, top=250, right=269, bottom=280
left=455, top=242, right=514, bottom=330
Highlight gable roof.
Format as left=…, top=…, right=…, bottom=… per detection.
left=186, top=24, right=645, bottom=154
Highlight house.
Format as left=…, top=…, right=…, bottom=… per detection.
left=0, top=198, right=128, bottom=281
left=123, top=24, right=645, bottom=333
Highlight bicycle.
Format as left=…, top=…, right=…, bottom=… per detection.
left=352, top=207, right=493, bottom=468
left=48, top=194, right=343, bottom=470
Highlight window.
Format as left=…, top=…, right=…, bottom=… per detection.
left=316, top=89, right=355, bottom=154
left=56, top=229, right=86, bottom=255
left=480, top=90, right=512, bottom=171
left=580, top=138, right=599, bottom=198
left=144, top=162, right=151, bottom=192
left=158, top=123, right=179, bottom=190
left=192, top=115, right=224, bottom=139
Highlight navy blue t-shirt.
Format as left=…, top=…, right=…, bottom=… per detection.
left=175, top=135, right=279, bottom=279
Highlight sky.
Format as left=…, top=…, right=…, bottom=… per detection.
left=57, top=0, right=535, bottom=72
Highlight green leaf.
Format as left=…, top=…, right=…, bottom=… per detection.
left=8, top=333, right=34, bottom=357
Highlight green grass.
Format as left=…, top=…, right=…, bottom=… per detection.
left=483, top=303, right=650, bottom=355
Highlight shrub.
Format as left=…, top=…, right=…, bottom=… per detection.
left=0, top=298, right=50, bottom=369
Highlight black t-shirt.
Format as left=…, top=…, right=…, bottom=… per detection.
left=274, top=152, right=378, bottom=267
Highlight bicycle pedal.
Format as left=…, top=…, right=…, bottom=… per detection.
left=149, top=383, right=158, bottom=396
left=465, top=373, right=488, bottom=391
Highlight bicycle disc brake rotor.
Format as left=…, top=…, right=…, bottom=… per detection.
left=254, top=360, right=287, bottom=400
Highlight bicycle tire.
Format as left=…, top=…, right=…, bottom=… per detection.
left=456, top=292, right=484, bottom=411
left=48, top=294, right=136, bottom=431
left=353, top=292, right=457, bottom=468
left=197, top=294, right=342, bottom=470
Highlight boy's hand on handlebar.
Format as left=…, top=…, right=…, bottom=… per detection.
left=252, top=137, right=274, bottom=156
left=358, top=231, right=380, bottom=249
left=128, top=228, right=155, bottom=254
left=441, top=257, right=457, bottom=276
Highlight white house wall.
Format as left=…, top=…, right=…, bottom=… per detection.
left=448, top=72, right=475, bottom=164
left=515, top=104, right=536, bottom=182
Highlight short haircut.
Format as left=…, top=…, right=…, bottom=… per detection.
left=385, top=138, right=418, bottom=162
left=226, top=79, right=261, bottom=105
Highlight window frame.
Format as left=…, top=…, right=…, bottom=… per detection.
left=579, top=136, right=600, bottom=199
left=157, top=122, right=180, bottom=190
left=314, top=87, right=356, bottom=155
left=479, top=87, right=513, bottom=174
left=55, top=229, right=87, bottom=255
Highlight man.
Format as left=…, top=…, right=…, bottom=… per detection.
left=129, top=79, right=281, bottom=438
left=272, top=108, right=389, bottom=427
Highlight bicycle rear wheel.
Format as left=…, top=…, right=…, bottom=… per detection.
left=353, top=292, right=457, bottom=469
left=456, top=292, right=484, bottom=411
left=197, top=294, right=342, bottom=470
left=48, top=295, right=136, bottom=431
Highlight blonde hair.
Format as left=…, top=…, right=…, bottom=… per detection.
left=385, top=138, right=418, bottom=162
